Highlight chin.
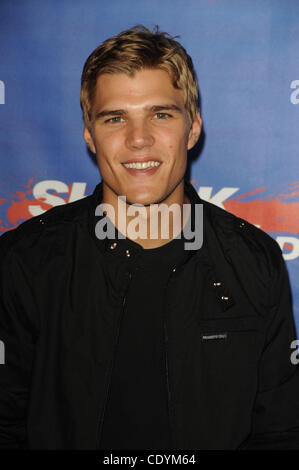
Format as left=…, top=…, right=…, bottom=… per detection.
left=125, top=192, right=161, bottom=207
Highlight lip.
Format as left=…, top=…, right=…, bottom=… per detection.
left=122, top=160, right=162, bottom=176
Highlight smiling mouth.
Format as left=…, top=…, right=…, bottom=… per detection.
left=122, top=161, right=161, bottom=169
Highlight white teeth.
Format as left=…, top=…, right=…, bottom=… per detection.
left=123, top=161, right=161, bottom=169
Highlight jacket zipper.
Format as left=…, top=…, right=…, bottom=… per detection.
left=163, top=281, right=177, bottom=450
left=96, top=271, right=132, bottom=449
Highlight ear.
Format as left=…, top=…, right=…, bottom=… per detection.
left=83, top=126, right=96, bottom=154
left=187, top=110, right=202, bottom=150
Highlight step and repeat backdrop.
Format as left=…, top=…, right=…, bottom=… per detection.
left=0, top=0, right=298, bottom=329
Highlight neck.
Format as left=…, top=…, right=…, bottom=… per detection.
left=102, top=181, right=191, bottom=249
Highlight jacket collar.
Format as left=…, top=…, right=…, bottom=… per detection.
left=88, top=178, right=205, bottom=265
left=88, top=178, right=235, bottom=311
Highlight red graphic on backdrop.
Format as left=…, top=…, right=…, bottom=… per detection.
left=223, top=182, right=299, bottom=235
left=0, top=178, right=299, bottom=235
left=0, top=178, right=68, bottom=232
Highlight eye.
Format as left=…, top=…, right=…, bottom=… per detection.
left=105, top=116, right=124, bottom=123
left=154, top=112, right=171, bottom=120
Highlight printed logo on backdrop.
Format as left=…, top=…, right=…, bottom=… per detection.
left=0, top=178, right=299, bottom=260
left=0, top=177, right=87, bottom=232
left=198, top=181, right=299, bottom=261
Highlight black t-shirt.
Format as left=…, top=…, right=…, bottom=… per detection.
left=99, top=230, right=189, bottom=450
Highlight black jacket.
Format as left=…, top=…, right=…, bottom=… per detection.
left=0, top=178, right=299, bottom=450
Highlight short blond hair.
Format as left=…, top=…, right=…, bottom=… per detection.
left=80, top=25, right=199, bottom=130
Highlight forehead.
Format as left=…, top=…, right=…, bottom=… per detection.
left=92, top=68, right=186, bottom=111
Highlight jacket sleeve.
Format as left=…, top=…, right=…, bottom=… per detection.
left=238, top=243, right=299, bottom=449
left=0, top=233, right=37, bottom=449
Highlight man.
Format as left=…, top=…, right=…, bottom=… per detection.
left=0, top=25, right=299, bottom=450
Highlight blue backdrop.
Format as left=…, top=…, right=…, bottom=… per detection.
left=0, top=0, right=298, bottom=330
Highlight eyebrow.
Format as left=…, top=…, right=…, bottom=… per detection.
left=94, top=104, right=183, bottom=121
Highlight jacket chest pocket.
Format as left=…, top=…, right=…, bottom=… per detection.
left=197, top=316, right=262, bottom=371
left=183, top=315, right=262, bottom=432
left=198, top=315, right=260, bottom=336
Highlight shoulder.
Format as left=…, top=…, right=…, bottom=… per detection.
left=0, top=192, right=94, bottom=260
left=200, top=197, right=283, bottom=282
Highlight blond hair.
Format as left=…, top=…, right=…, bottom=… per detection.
left=80, top=25, right=199, bottom=130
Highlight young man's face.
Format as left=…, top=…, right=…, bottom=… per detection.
left=84, top=68, right=202, bottom=207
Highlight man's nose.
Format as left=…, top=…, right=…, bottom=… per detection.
left=125, top=120, right=155, bottom=150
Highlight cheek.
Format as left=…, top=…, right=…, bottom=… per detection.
left=169, top=135, right=189, bottom=159
left=160, top=129, right=186, bottom=153
left=94, top=131, right=122, bottom=159
left=168, top=125, right=189, bottom=147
